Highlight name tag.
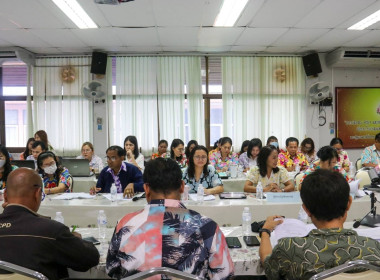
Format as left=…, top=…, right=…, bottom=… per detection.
left=266, top=192, right=301, bottom=203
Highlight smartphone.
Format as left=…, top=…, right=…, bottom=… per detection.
left=225, top=237, right=242, bottom=248
left=83, top=236, right=101, bottom=245
left=243, top=236, right=260, bottom=246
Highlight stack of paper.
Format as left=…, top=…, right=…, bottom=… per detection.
left=102, top=193, right=132, bottom=201
left=189, top=194, right=215, bottom=201
left=52, top=193, right=95, bottom=200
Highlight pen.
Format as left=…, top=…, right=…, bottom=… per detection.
left=72, top=225, right=77, bottom=233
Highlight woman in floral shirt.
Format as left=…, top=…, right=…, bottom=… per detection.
left=209, top=137, right=238, bottom=172
left=161, top=139, right=187, bottom=168
left=330, top=138, right=350, bottom=172
left=151, top=139, right=168, bottom=160
left=300, top=137, right=318, bottom=164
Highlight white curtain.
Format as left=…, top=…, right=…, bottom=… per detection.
left=33, top=57, right=92, bottom=155
left=110, top=57, right=158, bottom=153
left=223, top=56, right=305, bottom=150
left=157, top=56, right=204, bottom=145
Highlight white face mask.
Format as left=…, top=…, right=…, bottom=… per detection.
left=0, top=159, right=5, bottom=168
left=44, top=163, right=57, bottom=174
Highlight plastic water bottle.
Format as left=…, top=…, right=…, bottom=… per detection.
left=54, top=212, right=64, bottom=224
left=242, top=207, right=252, bottom=236
left=197, top=184, right=204, bottom=203
left=110, top=183, right=117, bottom=202
left=349, top=162, right=355, bottom=177
left=298, top=206, right=308, bottom=224
left=256, top=182, right=264, bottom=199
left=97, top=210, right=107, bottom=240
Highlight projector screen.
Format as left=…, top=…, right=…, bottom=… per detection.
left=335, top=87, right=380, bottom=149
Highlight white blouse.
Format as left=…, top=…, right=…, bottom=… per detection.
left=124, top=153, right=145, bottom=172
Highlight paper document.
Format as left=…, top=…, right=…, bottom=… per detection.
left=102, top=193, right=132, bottom=201
left=270, top=218, right=316, bottom=247
left=189, top=194, right=215, bottom=201
left=349, top=179, right=360, bottom=196
left=52, top=193, right=94, bottom=200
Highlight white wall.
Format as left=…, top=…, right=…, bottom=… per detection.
left=305, top=53, right=380, bottom=162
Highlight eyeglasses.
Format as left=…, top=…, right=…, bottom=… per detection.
left=105, top=156, right=118, bottom=161
left=194, top=156, right=207, bottom=161
left=82, top=149, right=92, bottom=153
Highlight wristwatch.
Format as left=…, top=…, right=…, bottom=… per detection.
left=259, top=228, right=271, bottom=238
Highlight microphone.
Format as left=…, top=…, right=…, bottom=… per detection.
left=353, top=206, right=376, bottom=228
left=132, top=192, right=146, bottom=202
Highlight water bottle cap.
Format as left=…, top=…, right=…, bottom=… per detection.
left=99, top=210, right=104, bottom=214
left=244, top=207, right=249, bottom=211
left=56, top=212, right=62, bottom=215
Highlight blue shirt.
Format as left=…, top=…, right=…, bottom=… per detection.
left=96, top=162, right=143, bottom=193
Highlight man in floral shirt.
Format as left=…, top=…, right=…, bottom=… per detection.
left=278, top=137, right=309, bottom=172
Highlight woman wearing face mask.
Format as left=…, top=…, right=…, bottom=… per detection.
left=37, top=152, right=73, bottom=194
left=0, top=145, right=18, bottom=190
left=266, top=136, right=280, bottom=152
left=239, top=138, right=262, bottom=172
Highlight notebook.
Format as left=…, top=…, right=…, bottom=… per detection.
left=61, top=158, right=92, bottom=177
left=11, top=160, right=35, bottom=169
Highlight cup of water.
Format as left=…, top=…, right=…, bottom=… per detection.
left=181, top=185, right=189, bottom=201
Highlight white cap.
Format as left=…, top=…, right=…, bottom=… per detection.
left=244, top=207, right=249, bottom=211
left=99, top=210, right=104, bottom=214
left=56, top=211, right=62, bottom=215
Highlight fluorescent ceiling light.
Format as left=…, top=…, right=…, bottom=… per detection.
left=52, top=0, right=97, bottom=29
left=214, top=0, right=249, bottom=27
left=348, top=9, right=380, bottom=30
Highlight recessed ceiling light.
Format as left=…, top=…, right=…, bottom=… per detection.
left=214, top=0, right=249, bottom=27
left=348, top=9, right=380, bottom=30
left=52, top=0, right=98, bottom=29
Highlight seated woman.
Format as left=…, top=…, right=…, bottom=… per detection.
left=300, top=146, right=351, bottom=186
left=19, top=138, right=35, bottom=160
left=209, top=137, right=238, bottom=172
left=123, top=136, right=145, bottom=171
left=34, top=130, right=54, bottom=152
left=330, top=137, right=350, bottom=172
left=244, top=145, right=294, bottom=193
left=0, top=145, right=18, bottom=190
left=185, top=140, right=198, bottom=160
left=239, top=138, right=262, bottom=172
left=76, top=142, right=104, bottom=173
left=37, top=152, right=72, bottom=194
left=182, top=145, right=224, bottom=195
left=238, top=140, right=250, bottom=157
left=162, top=139, right=187, bottom=168
left=151, top=139, right=168, bottom=160
left=300, top=137, right=318, bottom=164
left=266, top=136, right=280, bottom=152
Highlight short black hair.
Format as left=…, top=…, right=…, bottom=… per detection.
left=257, top=146, right=279, bottom=177
left=247, top=138, right=262, bottom=159
left=301, top=169, right=349, bottom=221
left=330, top=137, right=343, bottom=146
left=124, top=135, right=139, bottom=159
left=159, top=139, right=168, bottom=146
left=106, top=145, right=126, bottom=157
left=143, top=158, right=182, bottom=195
left=375, top=133, right=380, bottom=142
left=286, top=137, right=299, bottom=147
left=317, top=146, right=338, bottom=164
left=32, top=141, right=47, bottom=151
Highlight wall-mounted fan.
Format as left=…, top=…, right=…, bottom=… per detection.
left=60, top=66, right=76, bottom=83
left=308, top=81, right=330, bottom=104
left=82, top=80, right=106, bottom=102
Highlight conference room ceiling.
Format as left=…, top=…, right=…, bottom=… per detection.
left=1, top=0, right=380, bottom=55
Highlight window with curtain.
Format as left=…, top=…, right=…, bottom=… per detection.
left=32, top=57, right=93, bottom=156
left=222, top=56, right=306, bottom=150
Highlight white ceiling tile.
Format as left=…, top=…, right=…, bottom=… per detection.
left=309, top=29, right=370, bottom=48
left=27, top=47, right=63, bottom=54
left=343, top=30, right=380, bottom=47
left=196, top=46, right=232, bottom=52
left=153, top=0, right=204, bottom=26
left=200, top=0, right=224, bottom=26
left=97, top=0, right=156, bottom=27
left=248, top=0, right=321, bottom=28
left=199, top=27, right=244, bottom=46
left=157, top=27, right=199, bottom=46
left=298, top=46, right=333, bottom=53
left=71, top=29, right=123, bottom=47
left=236, top=0, right=266, bottom=26
left=274, top=28, right=329, bottom=46
left=236, top=28, right=289, bottom=45
left=265, top=46, right=304, bottom=53
left=0, top=15, right=20, bottom=29
left=162, top=46, right=197, bottom=52
left=29, top=30, right=87, bottom=48
left=77, top=0, right=111, bottom=28
left=124, top=46, right=163, bottom=53
left=57, top=47, right=93, bottom=54
left=339, top=0, right=380, bottom=28
left=114, top=28, right=159, bottom=46
left=230, top=46, right=267, bottom=52
left=0, top=29, right=51, bottom=48
left=295, top=0, right=377, bottom=28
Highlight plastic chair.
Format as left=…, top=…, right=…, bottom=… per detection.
left=355, top=169, right=371, bottom=189
left=0, top=260, right=48, bottom=280
left=121, top=267, right=204, bottom=280
left=295, top=172, right=304, bottom=190
left=355, top=158, right=362, bottom=171
left=309, top=260, right=380, bottom=279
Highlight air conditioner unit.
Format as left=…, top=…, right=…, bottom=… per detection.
left=326, top=48, right=380, bottom=68
left=0, top=47, right=35, bottom=66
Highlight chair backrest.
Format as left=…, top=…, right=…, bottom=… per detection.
left=121, top=267, right=204, bottom=280
left=310, top=260, right=380, bottom=280
left=355, top=158, right=362, bottom=171
left=355, top=170, right=371, bottom=189
left=295, top=172, right=304, bottom=190
left=0, top=261, right=48, bottom=280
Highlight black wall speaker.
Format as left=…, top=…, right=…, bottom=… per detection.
left=302, top=53, right=322, bottom=76
left=91, top=52, right=107, bottom=75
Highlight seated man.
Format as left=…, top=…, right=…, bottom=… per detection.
left=106, top=158, right=234, bottom=279
left=26, top=141, right=47, bottom=169
left=0, top=168, right=99, bottom=280
left=91, top=145, right=143, bottom=198
left=259, top=169, right=380, bottom=280
left=361, top=132, right=380, bottom=169
left=278, top=137, right=309, bottom=172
